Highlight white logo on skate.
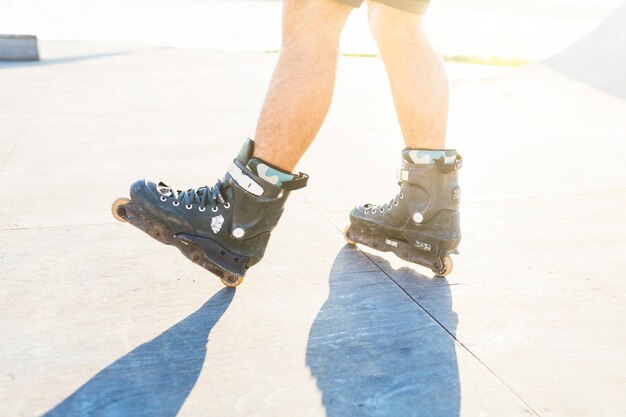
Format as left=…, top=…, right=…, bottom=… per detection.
left=385, top=239, right=398, bottom=248
left=211, top=215, right=224, bottom=234
left=415, top=241, right=432, bottom=252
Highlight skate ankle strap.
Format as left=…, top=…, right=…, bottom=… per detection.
left=436, top=154, right=463, bottom=173
left=228, top=162, right=309, bottom=195
left=397, top=155, right=463, bottom=181
left=281, top=172, right=309, bottom=190
left=228, top=162, right=265, bottom=196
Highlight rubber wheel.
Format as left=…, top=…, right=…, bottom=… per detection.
left=112, top=198, right=131, bottom=223
left=433, top=256, right=453, bottom=277
left=221, top=275, right=244, bottom=288
left=343, top=225, right=356, bottom=245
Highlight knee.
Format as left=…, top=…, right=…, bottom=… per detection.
left=367, top=1, right=423, bottom=44
left=281, top=0, right=352, bottom=47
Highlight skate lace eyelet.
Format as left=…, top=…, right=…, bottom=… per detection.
left=185, top=204, right=193, bottom=210
left=395, top=201, right=399, bottom=206
left=160, top=196, right=168, bottom=202
left=364, top=210, right=369, bottom=214
left=212, top=207, right=218, bottom=212
left=380, top=208, right=384, bottom=212
left=173, top=201, right=180, bottom=206
left=372, top=209, right=377, bottom=214
left=199, top=206, right=206, bottom=212
left=400, top=193, right=404, bottom=199
left=223, top=202, right=230, bottom=209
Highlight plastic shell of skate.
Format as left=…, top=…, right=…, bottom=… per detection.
left=342, top=224, right=454, bottom=277
left=111, top=197, right=245, bottom=288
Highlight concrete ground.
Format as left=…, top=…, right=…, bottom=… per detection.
left=1, top=38, right=625, bottom=417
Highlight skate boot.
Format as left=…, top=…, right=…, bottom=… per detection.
left=112, top=138, right=308, bottom=287
left=344, top=148, right=462, bottom=276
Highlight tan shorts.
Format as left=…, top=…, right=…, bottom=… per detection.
left=339, top=0, right=430, bottom=14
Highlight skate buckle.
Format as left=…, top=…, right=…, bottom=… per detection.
left=395, top=169, right=409, bottom=182
left=228, top=162, right=264, bottom=196
left=454, top=155, right=463, bottom=170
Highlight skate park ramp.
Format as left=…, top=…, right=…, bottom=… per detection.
left=1, top=10, right=626, bottom=417
left=546, top=1, right=626, bottom=99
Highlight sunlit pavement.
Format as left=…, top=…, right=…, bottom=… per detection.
left=1, top=26, right=625, bottom=417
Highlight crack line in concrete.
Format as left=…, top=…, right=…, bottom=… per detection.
left=359, top=248, right=542, bottom=417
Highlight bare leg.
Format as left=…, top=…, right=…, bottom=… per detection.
left=253, top=0, right=353, bottom=172
left=367, top=1, right=449, bottom=149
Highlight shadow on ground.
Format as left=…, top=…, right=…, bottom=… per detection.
left=307, top=247, right=460, bottom=417
left=42, top=287, right=235, bottom=417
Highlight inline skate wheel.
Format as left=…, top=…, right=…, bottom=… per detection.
left=343, top=225, right=356, bottom=245
left=221, top=275, right=244, bottom=288
left=112, top=198, right=131, bottom=223
left=433, top=256, right=453, bottom=277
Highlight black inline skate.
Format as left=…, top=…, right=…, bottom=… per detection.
left=344, top=148, right=462, bottom=276
left=112, top=139, right=308, bottom=287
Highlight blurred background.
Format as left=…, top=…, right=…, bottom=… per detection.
left=1, top=0, right=622, bottom=65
